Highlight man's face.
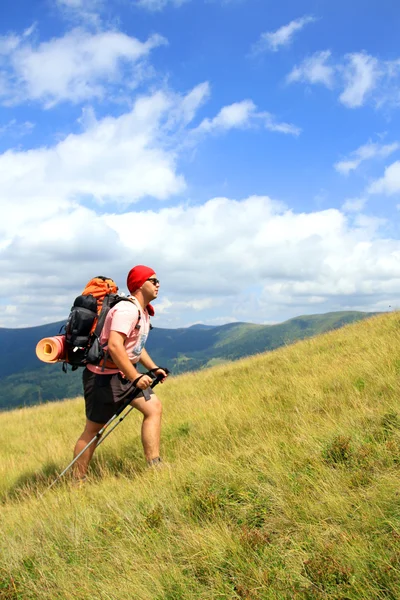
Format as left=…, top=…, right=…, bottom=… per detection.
left=143, top=274, right=160, bottom=300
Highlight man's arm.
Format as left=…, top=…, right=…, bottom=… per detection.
left=107, top=330, right=152, bottom=389
left=138, top=348, right=158, bottom=371
left=139, top=348, right=169, bottom=381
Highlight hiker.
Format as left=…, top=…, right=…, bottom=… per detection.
left=73, top=265, right=168, bottom=480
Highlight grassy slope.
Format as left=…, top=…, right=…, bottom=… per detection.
left=1, top=312, right=400, bottom=599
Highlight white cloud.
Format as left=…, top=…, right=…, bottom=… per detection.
left=341, top=198, right=367, bottom=213
left=55, top=0, right=103, bottom=25
left=287, top=50, right=399, bottom=110
left=97, top=198, right=400, bottom=326
left=2, top=193, right=400, bottom=327
left=0, top=28, right=167, bottom=107
left=261, top=113, right=301, bottom=136
left=169, top=82, right=211, bottom=127
left=194, top=99, right=301, bottom=136
left=287, top=50, right=335, bottom=88
left=374, top=59, right=400, bottom=110
left=0, top=34, right=20, bottom=55
left=0, top=82, right=296, bottom=244
left=196, top=100, right=256, bottom=132
left=58, top=0, right=93, bottom=6
left=335, top=141, right=399, bottom=175
left=0, top=80, right=301, bottom=248
left=253, top=15, right=317, bottom=54
left=339, top=52, right=380, bottom=108
left=0, top=119, right=34, bottom=137
left=135, top=0, right=189, bottom=10
left=0, top=90, right=189, bottom=233
left=134, top=0, right=247, bottom=10
left=368, top=161, right=400, bottom=195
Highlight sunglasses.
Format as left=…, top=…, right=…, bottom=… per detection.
left=147, top=278, right=160, bottom=285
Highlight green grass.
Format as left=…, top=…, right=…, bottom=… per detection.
left=1, top=312, right=400, bottom=599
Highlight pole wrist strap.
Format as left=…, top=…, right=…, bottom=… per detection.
left=133, top=375, right=144, bottom=387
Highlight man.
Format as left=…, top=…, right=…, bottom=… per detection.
left=73, top=265, right=168, bottom=481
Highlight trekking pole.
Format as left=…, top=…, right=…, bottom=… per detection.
left=43, top=372, right=163, bottom=494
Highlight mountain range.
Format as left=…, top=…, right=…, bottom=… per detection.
left=0, top=310, right=378, bottom=411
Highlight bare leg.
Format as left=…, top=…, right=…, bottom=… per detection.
left=73, top=419, right=104, bottom=478
left=131, top=394, right=163, bottom=462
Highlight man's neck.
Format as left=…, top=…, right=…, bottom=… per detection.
left=131, top=291, right=146, bottom=310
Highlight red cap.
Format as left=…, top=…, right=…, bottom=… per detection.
left=127, top=265, right=156, bottom=316
left=127, top=265, right=155, bottom=293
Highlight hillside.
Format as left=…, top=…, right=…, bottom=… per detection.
left=0, top=310, right=376, bottom=410
left=1, top=312, right=400, bottom=599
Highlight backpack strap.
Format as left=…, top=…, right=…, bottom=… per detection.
left=127, top=296, right=142, bottom=330
left=98, top=296, right=143, bottom=370
left=93, top=294, right=117, bottom=339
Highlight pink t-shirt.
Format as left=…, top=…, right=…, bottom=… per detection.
left=87, top=298, right=150, bottom=375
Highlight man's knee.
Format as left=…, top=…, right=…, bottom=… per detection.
left=142, top=396, right=162, bottom=419
left=131, top=393, right=162, bottom=418
left=83, top=419, right=104, bottom=436
left=148, top=396, right=162, bottom=418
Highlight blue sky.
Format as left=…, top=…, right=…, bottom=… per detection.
left=1, top=0, right=400, bottom=328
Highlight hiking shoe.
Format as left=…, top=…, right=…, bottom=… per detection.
left=71, top=475, right=88, bottom=488
left=147, top=457, right=163, bottom=468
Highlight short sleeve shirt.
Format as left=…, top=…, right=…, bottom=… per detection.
left=86, top=298, right=150, bottom=375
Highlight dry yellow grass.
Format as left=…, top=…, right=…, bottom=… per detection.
left=1, top=312, right=400, bottom=599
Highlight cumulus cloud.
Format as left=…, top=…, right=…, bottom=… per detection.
left=0, top=79, right=306, bottom=326
left=287, top=50, right=335, bottom=88
left=194, top=99, right=301, bottom=136
left=0, top=89, right=190, bottom=232
left=0, top=80, right=300, bottom=244
left=2, top=193, right=400, bottom=327
left=335, top=141, right=400, bottom=175
left=368, top=161, right=400, bottom=195
left=252, top=15, right=317, bottom=54
left=0, top=28, right=167, bottom=107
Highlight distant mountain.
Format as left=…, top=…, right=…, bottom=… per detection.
left=0, top=311, right=379, bottom=411
left=0, top=321, right=65, bottom=379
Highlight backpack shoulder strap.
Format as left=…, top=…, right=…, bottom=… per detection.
left=96, top=296, right=142, bottom=371
left=92, top=294, right=117, bottom=339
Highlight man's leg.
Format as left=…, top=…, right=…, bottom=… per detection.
left=73, top=419, right=105, bottom=479
left=131, top=394, right=162, bottom=462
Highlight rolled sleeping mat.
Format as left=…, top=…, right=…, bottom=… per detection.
left=36, top=335, right=66, bottom=363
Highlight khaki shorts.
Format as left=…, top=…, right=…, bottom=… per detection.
left=83, top=368, right=154, bottom=424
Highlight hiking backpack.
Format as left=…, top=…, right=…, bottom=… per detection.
left=63, top=276, right=137, bottom=370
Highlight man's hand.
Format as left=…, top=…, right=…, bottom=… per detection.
left=134, top=374, right=154, bottom=390
left=151, top=367, right=169, bottom=382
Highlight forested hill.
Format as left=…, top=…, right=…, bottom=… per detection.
left=0, top=310, right=378, bottom=410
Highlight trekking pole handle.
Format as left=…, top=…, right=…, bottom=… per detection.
left=132, top=369, right=165, bottom=388
left=112, top=371, right=163, bottom=418
left=150, top=372, right=165, bottom=386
